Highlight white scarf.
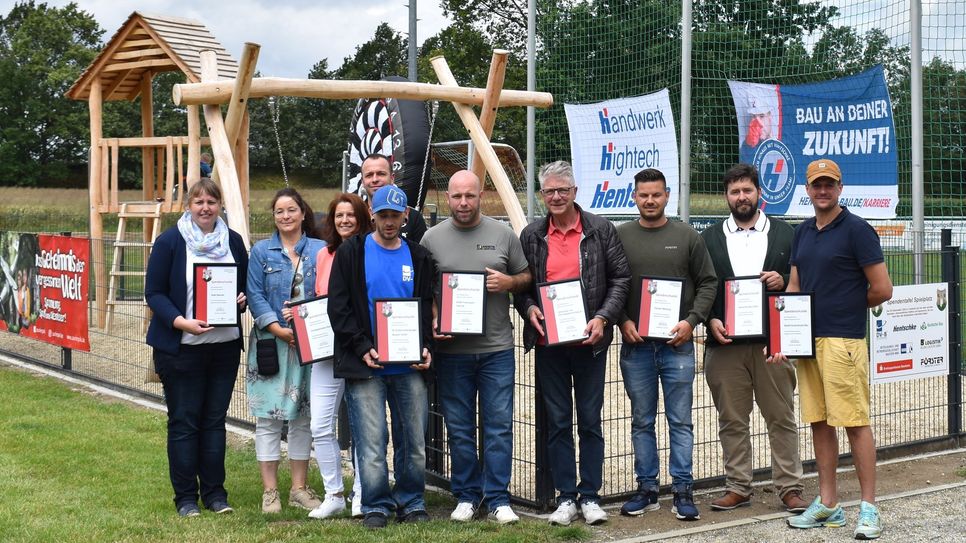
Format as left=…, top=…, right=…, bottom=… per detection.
left=177, top=211, right=230, bottom=258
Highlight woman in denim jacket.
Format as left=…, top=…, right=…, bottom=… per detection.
left=246, top=188, right=325, bottom=514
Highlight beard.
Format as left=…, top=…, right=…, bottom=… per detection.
left=730, top=202, right=758, bottom=223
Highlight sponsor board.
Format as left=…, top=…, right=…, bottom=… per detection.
left=869, top=282, right=948, bottom=384
left=565, top=90, right=679, bottom=216
left=729, top=65, right=898, bottom=218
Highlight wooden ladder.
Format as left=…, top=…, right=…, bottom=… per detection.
left=105, top=202, right=163, bottom=330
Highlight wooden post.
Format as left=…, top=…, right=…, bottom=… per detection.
left=174, top=77, right=553, bottom=109
left=88, top=78, right=107, bottom=328
left=472, top=49, right=508, bottom=183
left=200, top=51, right=251, bottom=248
left=140, top=72, right=154, bottom=243
left=225, top=43, right=259, bottom=149
left=236, top=110, right=251, bottom=224
left=186, top=102, right=201, bottom=192
left=431, top=56, right=528, bottom=234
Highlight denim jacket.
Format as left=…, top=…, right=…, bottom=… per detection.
left=247, top=231, right=326, bottom=330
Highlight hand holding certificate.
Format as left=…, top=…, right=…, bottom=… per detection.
left=766, top=293, right=815, bottom=358
left=290, top=296, right=334, bottom=365
left=538, top=279, right=589, bottom=346
left=637, top=276, right=684, bottom=340
left=374, top=298, right=423, bottom=364
left=438, top=271, right=486, bottom=336
left=193, top=263, right=239, bottom=327
left=723, top=276, right=765, bottom=339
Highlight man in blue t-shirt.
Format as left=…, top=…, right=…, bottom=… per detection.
left=776, top=159, right=893, bottom=540
left=327, top=184, right=435, bottom=529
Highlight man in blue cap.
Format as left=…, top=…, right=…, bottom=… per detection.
left=327, top=184, right=436, bottom=529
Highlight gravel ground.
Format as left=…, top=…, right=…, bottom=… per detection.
left=658, top=484, right=966, bottom=542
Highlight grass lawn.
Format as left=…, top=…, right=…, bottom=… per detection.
left=0, top=366, right=588, bottom=543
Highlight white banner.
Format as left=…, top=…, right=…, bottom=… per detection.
left=869, top=283, right=950, bottom=384
left=565, top=90, right=679, bottom=216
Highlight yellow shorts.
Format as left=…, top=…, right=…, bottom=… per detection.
left=796, top=337, right=870, bottom=427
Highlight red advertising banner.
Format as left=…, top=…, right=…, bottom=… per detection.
left=0, top=233, right=90, bottom=351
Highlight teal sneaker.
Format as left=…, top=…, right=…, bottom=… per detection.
left=787, top=496, right=846, bottom=529
left=854, top=501, right=882, bottom=540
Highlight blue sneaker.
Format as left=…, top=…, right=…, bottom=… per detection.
left=177, top=502, right=201, bottom=517
left=621, top=484, right=660, bottom=516
left=671, top=487, right=700, bottom=521
left=787, top=496, right=846, bottom=529
left=854, top=501, right=882, bottom=540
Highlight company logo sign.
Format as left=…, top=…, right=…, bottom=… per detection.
left=598, top=107, right=667, bottom=135
left=753, top=139, right=796, bottom=205
left=599, top=142, right=661, bottom=176
left=590, top=181, right=636, bottom=210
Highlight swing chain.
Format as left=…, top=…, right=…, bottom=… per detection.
left=268, top=96, right=289, bottom=187
left=415, top=100, right=438, bottom=210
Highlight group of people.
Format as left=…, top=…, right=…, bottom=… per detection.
left=145, top=152, right=891, bottom=540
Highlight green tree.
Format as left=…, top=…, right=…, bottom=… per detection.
left=0, top=1, right=103, bottom=186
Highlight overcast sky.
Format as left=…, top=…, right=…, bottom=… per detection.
left=2, top=0, right=451, bottom=77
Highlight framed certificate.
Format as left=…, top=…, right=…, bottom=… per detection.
left=438, top=271, right=486, bottom=336
left=766, top=292, right=815, bottom=358
left=290, top=296, right=334, bottom=366
left=537, top=278, right=589, bottom=346
left=637, top=276, right=684, bottom=340
left=374, top=298, right=423, bottom=364
left=193, top=263, right=238, bottom=327
left=723, top=276, right=766, bottom=339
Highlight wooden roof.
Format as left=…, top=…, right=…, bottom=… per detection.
left=66, top=12, right=238, bottom=102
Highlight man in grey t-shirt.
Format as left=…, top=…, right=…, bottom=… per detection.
left=420, top=170, right=531, bottom=524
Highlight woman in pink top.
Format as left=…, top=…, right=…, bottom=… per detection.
left=303, top=192, right=370, bottom=519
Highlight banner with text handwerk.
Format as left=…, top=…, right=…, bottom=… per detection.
left=0, top=233, right=90, bottom=351
left=869, top=283, right=948, bottom=384
left=565, top=90, right=679, bottom=216
left=728, top=65, right=897, bottom=218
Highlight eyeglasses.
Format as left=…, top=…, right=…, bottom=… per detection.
left=540, top=187, right=575, bottom=197
left=291, top=272, right=304, bottom=297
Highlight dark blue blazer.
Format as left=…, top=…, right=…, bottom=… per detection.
left=145, top=226, right=249, bottom=355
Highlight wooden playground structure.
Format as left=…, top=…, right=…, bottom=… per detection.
left=67, top=11, right=553, bottom=330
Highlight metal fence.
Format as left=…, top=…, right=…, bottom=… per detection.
left=0, top=230, right=961, bottom=511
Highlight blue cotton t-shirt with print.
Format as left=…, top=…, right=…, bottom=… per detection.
left=365, top=234, right=416, bottom=375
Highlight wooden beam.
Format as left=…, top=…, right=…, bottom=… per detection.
left=236, top=110, right=251, bottom=225
left=173, top=77, right=553, bottom=109
left=104, top=69, right=134, bottom=99
left=224, top=43, right=259, bottom=150
left=103, top=58, right=177, bottom=72
left=112, top=47, right=166, bottom=60
left=140, top=72, right=154, bottom=230
left=88, top=79, right=107, bottom=329
left=119, top=38, right=158, bottom=48
left=472, top=49, right=508, bottom=183
left=186, top=103, right=201, bottom=186
left=431, top=56, right=527, bottom=234
left=200, top=51, right=250, bottom=249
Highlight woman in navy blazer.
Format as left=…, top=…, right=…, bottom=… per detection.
left=145, top=178, right=249, bottom=518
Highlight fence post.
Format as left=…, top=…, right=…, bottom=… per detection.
left=60, top=231, right=73, bottom=371
left=426, top=380, right=446, bottom=475
left=940, top=229, right=961, bottom=437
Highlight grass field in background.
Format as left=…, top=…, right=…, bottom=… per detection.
left=0, top=366, right=587, bottom=543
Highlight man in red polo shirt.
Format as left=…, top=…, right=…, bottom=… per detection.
left=515, top=160, right=630, bottom=526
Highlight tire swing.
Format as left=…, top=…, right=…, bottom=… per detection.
left=345, top=76, right=435, bottom=210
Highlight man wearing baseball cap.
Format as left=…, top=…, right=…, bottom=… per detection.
left=327, top=184, right=436, bottom=528
left=777, top=159, right=892, bottom=539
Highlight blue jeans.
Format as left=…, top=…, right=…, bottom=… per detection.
left=345, top=371, right=428, bottom=517
left=155, top=341, right=240, bottom=510
left=534, top=345, right=606, bottom=504
left=436, top=349, right=514, bottom=510
left=619, top=340, right=696, bottom=491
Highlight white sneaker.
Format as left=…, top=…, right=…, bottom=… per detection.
left=308, top=495, right=346, bottom=519
left=488, top=505, right=519, bottom=525
left=350, top=495, right=363, bottom=519
left=548, top=500, right=579, bottom=526
left=450, top=501, right=477, bottom=522
left=581, top=501, right=608, bottom=525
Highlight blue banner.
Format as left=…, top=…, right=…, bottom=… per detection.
left=729, top=66, right=898, bottom=218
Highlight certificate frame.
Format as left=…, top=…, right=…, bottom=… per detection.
left=766, top=292, right=816, bottom=358
left=192, top=263, right=239, bottom=327
left=637, top=275, right=685, bottom=341
left=438, top=270, right=487, bottom=336
left=537, top=278, right=589, bottom=346
left=722, top=275, right=767, bottom=339
left=373, top=297, right=423, bottom=365
left=289, top=295, right=334, bottom=366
